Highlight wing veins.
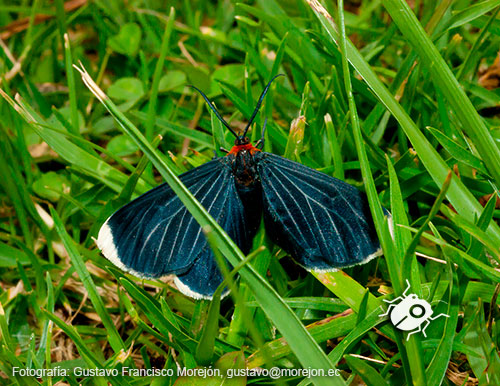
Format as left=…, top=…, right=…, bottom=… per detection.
left=271, top=167, right=347, bottom=257
left=263, top=168, right=313, bottom=247
left=139, top=173, right=219, bottom=263
left=180, top=171, right=229, bottom=258
left=268, top=157, right=369, bottom=226
left=275, top=166, right=370, bottom=252
left=162, top=171, right=226, bottom=267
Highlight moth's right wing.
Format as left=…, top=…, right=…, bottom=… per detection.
left=255, top=153, right=385, bottom=271
left=96, top=158, right=254, bottom=297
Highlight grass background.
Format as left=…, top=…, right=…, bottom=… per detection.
left=0, top=0, right=500, bottom=385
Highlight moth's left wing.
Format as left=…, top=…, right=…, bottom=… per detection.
left=255, top=152, right=387, bottom=271
left=96, top=158, right=255, bottom=298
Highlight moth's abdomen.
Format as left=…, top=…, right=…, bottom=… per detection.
left=226, top=146, right=264, bottom=237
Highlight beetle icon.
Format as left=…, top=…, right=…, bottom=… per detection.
left=380, top=280, right=449, bottom=340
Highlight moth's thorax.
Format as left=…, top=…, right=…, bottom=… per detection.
left=226, top=143, right=261, bottom=187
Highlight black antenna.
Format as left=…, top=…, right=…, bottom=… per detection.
left=242, top=74, right=284, bottom=138
left=189, top=85, right=239, bottom=139
left=255, top=117, right=268, bottom=149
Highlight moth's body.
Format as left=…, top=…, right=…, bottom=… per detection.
left=225, top=142, right=263, bottom=238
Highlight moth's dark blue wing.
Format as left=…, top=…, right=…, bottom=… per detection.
left=173, top=242, right=224, bottom=298
left=96, top=158, right=254, bottom=298
left=255, top=152, right=386, bottom=271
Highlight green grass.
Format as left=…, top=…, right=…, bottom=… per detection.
left=0, top=1, right=499, bottom=385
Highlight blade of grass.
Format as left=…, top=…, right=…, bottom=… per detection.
left=456, top=5, right=500, bottom=80
left=245, top=297, right=348, bottom=313
left=331, top=4, right=419, bottom=382
left=402, top=171, right=453, bottom=281
left=344, top=355, right=388, bottom=386
left=425, top=266, right=459, bottom=385
left=386, top=155, right=412, bottom=284
left=145, top=7, right=175, bottom=141
left=426, top=127, right=489, bottom=177
left=440, top=204, right=500, bottom=262
left=42, top=310, right=119, bottom=386
left=119, top=278, right=198, bottom=353
left=42, top=311, right=102, bottom=368
left=467, top=193, right=498, bottom=259
left=311, top=271, right=392, bottom=339
left=299, top=308, right=386, bottom=386
left=284, top=115, right=306, bottom=161
left=336, top=0, right=393, bottom=278
left=50, top=207, right=126, bottom=354
left=325, top=113, right=344, bottom=180
left=226, top=226, right=272, bottom=347
left=0, top=301, right=13, bottom=350
left=211, top=109, right=229, bottom=156
left=196, top=229, right=264, bottom=365
left=63, top=33, right=80, bottom=136
left=0, top=148, right=33, bottom=248
left=44, top=275, right=54, bottom=374
left=55, top=0, right=79, bottom=136
left=328, top=308, right=384, bottom=366
left=447, top=0, right=500, bottom=30
left=1, top=349, right=39, bottom=385
left=247, top=310, right=356, bottom=368
left=75, top=64, right=343, bottom=386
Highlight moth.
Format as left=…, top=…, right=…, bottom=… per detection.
left=96, top=75, right=386, bottom=299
